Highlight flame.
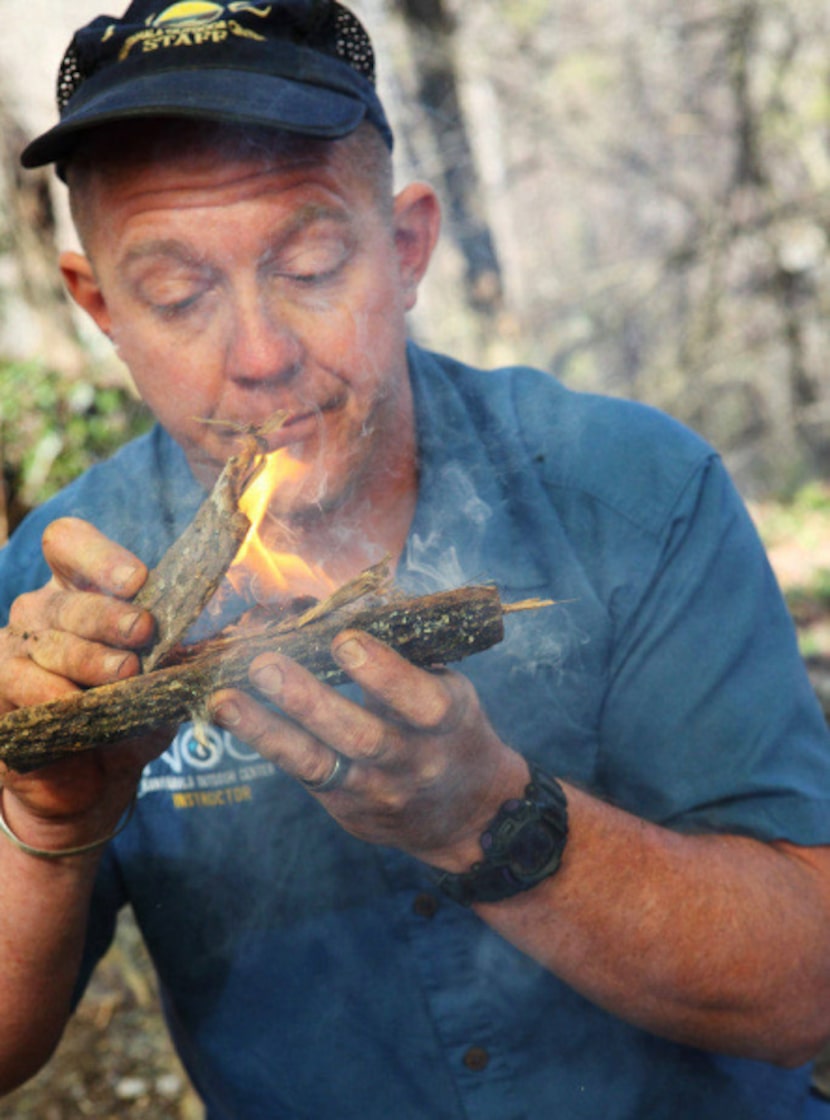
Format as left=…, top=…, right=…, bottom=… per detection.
left=225, top=450, right=333, bottom=606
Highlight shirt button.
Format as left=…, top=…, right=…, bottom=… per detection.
left=412, top=892, right=439, bottom=919
left=463, top=1046, right=490, bottom=1072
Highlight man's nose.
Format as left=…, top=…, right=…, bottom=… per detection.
left=225, top=294, right=302, bottom=384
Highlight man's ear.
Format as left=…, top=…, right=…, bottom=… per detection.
left=59, top=251, right=113, bottom=337
left=392, top=183, right=441, bottom=312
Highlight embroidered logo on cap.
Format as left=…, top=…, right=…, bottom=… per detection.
left=107, top=2, right=274, bottom=59
left=150, top=2, right=273, bottom=27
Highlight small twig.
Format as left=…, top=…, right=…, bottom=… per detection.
left=284, top=557, right=393, bottom=631
left=502, top=598, right=573, bottom=614
left=194, top=410, right=288, bottom=450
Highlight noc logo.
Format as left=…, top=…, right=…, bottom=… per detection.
left=160, top=723, right=260, bottom=774
left=180, top=724, right=225, bottom=769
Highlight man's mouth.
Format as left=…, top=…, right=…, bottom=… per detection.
left=268, top=398, right=345, bottom=449
left=209, top=396, right=346, bottom=453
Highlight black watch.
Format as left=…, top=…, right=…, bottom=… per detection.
left=431, top=764, right=569, bottom=906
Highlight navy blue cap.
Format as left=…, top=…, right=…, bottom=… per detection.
left=21, top=0, right=393, bottom=169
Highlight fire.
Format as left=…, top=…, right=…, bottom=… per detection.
left=225, top=450, right=333, bottom=606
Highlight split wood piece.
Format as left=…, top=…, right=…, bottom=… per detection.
left=0, top=585, right=519, bottom=772
left=176, top=556, right=395, bottom=665
left=133, top=445, right=262, bottom=672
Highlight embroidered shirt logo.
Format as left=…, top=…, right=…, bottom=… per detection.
left=109, top=2, right=273, bottom=60
left=138, top=722, right=278, bottom=809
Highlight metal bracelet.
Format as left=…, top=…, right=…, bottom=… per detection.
left=0, top=791, right=137, bottom=861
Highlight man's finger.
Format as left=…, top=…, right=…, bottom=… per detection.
left=10, top=587, right=153, bottom=650
left=245, top=652, right=393, bottom=766
left=210, top=684, right=352, bottom=783
left=0, top=654, right=81, bottom=713
left=41, top=517, right=147, bottom=597
left=22, top=629, right=141, bottom=687
left=331, top=630, right=460, bottom=732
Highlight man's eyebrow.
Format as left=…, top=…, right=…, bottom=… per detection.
left=268, top=202, right=352, bottom=249
left=120, top=239, right=207, bottom=271
left=285, top=202, right=351, bottom=230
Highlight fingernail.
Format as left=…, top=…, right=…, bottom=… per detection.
left=334, top=637, right=366, bottom=670
left=118, top=610, right=143, bottom=639
left=105, top=653, right=130, bottom=678
left=252, top=661, right=283, bottom=695
left=112, top=564, right=139, bottom=592
left=212, top=700, right=240, bottom=728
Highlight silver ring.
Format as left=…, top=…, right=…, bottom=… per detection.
left=299, top=753, right=351, bottom=793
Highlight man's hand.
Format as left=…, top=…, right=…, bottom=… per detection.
left=2, top=516, right=153, bottom=702
left=0, top=517, right=164, bottom=850
left=210, top=629, right=529, bottom=868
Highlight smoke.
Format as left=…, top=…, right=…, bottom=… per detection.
left=501, top=603, right=589, bottom=688
left=402, top=457, right=590, bottom=694
left=439, top=462, right=493, bottom=529
left=402, top=461, right=493, bottom=590
left=402, top=532, right=466, bottom=590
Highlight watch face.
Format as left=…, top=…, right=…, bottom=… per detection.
left=509, top=818, right=561, bottom=877
left=486, top=801, right=565, bottom=885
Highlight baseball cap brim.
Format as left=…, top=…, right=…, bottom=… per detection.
left=21, top=67, right=378, bottom=169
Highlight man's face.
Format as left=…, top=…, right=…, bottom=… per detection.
left=63, top=133, right=437, bottom=522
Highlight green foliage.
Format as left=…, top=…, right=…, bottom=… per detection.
left=757, top=481, right=830, bottom=542
left=0, top=359, right=152, bottom=505
left=752, top=481, right=830, bottom=655
left=788, top=481, right=830, bottom=515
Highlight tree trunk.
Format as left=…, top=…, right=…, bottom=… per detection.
left=0, top=99, right=86, bottom=375
left=394, top=0, right=503, bottom=314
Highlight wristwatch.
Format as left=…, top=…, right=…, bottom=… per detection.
left=431, top=763, right=569, bottom=906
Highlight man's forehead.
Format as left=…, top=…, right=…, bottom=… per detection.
left=71, top=125, right=366, bottom=228
left=66, top=118, right=391, bottom=250
left=93, top=163, right=368, bottom=273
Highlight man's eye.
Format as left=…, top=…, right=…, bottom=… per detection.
left=154, top=293, right=202, bottom=317
left=276, top=243, right=349, bottom=286
left=133, top=269, right=213, bottom=318
left=286, top=266, right=340, bottom=286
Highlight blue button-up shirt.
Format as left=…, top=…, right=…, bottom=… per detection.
left=2, top=343, right=829, bottom=1118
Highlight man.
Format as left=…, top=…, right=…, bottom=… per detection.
left=2, top=2, right=830, bottom=1116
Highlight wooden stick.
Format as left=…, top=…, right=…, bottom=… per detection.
left=134, top=446, right=261, bottom=671
left=0, top=585, right=515, bottom=772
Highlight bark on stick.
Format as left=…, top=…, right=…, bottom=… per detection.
left=134, top=447, right=259, bottom=671
left=0, top=585, right=511, bottom=772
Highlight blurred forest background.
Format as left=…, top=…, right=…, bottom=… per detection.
left=3, top=0, right=830, bottom=519
left=2, top=0, right=830, bottom=1116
